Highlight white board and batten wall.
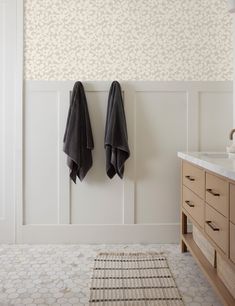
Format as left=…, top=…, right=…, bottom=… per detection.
left=14, top=80, right=232, bottom=244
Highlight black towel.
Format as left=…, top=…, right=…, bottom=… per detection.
left=105, top=81, right=130, bottom=179
left=63, top=81, right=94, bottom=183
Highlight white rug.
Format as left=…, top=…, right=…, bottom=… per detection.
left=89, top=252, right=184, bottom=305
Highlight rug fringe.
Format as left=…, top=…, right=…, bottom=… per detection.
left=98, top=251, right=165, bottom=256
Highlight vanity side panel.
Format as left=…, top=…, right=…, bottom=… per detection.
left=230, top=222, right=235, bottom=264
left=230, top=183, right=235, bottom=225
left=193, top=225, right=215, bottom=266
left=217, top=252, right=235, bottom=300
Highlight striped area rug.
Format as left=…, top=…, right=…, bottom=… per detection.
left=89, top=252, right=184, bottom=305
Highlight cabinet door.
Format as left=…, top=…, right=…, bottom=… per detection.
left=182, top=186, right=204, bottom=228
left=230, top=222, right=235, bottom=264
left=206, top=173, right=228, bottom=217
left=183, top=162, right=204, bottom=199
left=205, top=204, right=228, bottom=254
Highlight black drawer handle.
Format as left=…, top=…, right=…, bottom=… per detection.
left=206, top=188, right=220, bottom=197
left=185, top=175, right=195, bottom=181
left=206, top=220, right=220, bottom=231
left=185, top=200, right=195, bottom=208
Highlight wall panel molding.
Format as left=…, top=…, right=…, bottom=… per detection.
left=14, top=80, right=233, bottom=244
left=20, top=224, right=180, bottom=244
left=134, top=89, right=188, bottom=224
left=0, top=0, right=19, bottom=243
left=198, top=90, right=233, bottom=151
left=58, top=89, right=70, bottom=224
left=0, top=0, right=6, bottom=221
left=0, top=0, right=25, bottom=243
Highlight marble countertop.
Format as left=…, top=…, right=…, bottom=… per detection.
left=178, top=152, right=235, bottom=181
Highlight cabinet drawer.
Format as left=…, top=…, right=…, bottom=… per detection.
left=206, top=173, right=228, bottom=217
left=183, top=162, right=204, bottom=198
left=230, top=183, right=235, bottom=224
left=182, top=186, right=204, bottom=228
left=205, top=204, right=228, bottom=254
left=230, top=222, right=235, bottom=264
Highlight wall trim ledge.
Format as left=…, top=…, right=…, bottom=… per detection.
left=18, top=223, right=180, bottom=244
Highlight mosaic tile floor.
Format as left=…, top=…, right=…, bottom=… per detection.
left=0, top=244, right=222, bottom=306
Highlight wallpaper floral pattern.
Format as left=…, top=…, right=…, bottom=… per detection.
left=24, top=0, right=233, bottom=81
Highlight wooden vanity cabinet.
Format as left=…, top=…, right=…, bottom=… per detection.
left=180, top=160, right=235, bottom=306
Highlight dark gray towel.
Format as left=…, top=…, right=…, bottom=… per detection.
left=105, top=81, right=130, bottom=179
left=63, top=81, right=94, bottom=183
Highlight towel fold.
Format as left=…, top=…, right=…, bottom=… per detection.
left=105, top=81, right=130, bottom=179
left=63, top=81, right=94, bottom=183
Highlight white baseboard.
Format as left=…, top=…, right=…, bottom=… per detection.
left=18, top=223, right=180, bottom=244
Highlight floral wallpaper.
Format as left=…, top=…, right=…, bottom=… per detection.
left=24, top=0, right=233, bottom=81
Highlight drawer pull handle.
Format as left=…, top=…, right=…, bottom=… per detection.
left=185, top=175, right=195, bottom=181
left=206, top=189, right=220, bottom=197
left=206, top=221, right=220, bottom=231
left=185, top=200, right=195, bottom=207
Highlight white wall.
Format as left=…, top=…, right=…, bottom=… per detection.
left=0, top=1, right=233, bottom=244
left=0, top=0, right=19, bottom=243
left=13, top=80, right=232, bottom=244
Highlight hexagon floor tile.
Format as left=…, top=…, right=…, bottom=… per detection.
left=0, top=244, right=222, bottom=306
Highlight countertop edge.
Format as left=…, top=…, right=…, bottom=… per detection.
left=177, top=152, right=235, bottom=182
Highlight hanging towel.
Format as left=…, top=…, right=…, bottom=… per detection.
left=63, top=81, right=94, bottom=183
left=105, top=81, right=130, bottom=179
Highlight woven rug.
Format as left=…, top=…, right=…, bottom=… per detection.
left=89, top=252, right=184, bottom=305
